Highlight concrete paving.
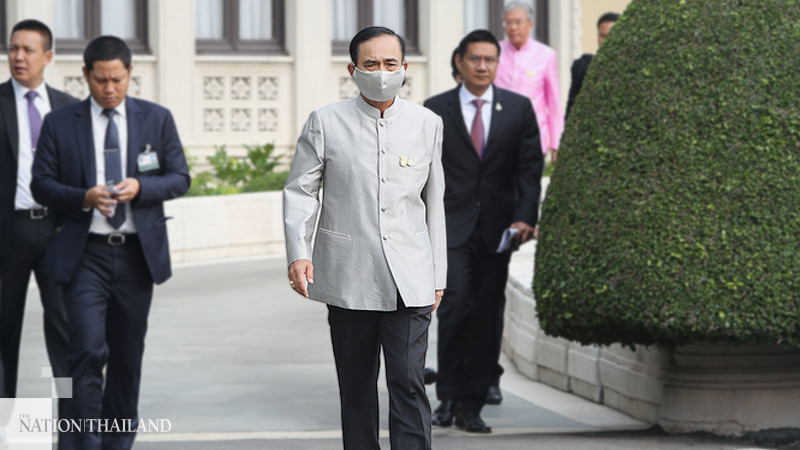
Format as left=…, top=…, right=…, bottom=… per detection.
left=14, top=256, right=774, bottom=449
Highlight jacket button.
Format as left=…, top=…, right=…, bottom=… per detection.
left=383, top=235, right=389, bottom=240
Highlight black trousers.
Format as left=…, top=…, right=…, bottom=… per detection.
left=436, top=224, right=511, bottom=413
left=61, top=238, right=153, bottom=450
left=0, top=345, right=4, bottom=398
left=328, top=298, right=432, bottom=450
left=0, top=214, right=71, bottom=398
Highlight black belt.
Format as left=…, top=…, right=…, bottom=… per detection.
left=15, top=208, right=51, bottom=219
left=87, top=233, right=140, bottom=246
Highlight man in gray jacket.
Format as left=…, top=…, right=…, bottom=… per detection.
left=283, top=26, right=447, bottom=450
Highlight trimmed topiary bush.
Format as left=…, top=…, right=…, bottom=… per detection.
left=534, top=0, right=800, bottom=348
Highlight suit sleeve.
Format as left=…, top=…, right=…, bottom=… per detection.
left=283, top=111, right=325, bottom=266
left=566, top=58, right=582, bottom=120
left=566, top=55, right=593, bottom=120
left=513, top=100, right=544, bottom=227
left=135, top=110, right=191, bottom=206
left=31, top=116, right=89, bottom=216
left=544, top=53, right=565, bottom=151
left=423, top=116, right=447, bottom=290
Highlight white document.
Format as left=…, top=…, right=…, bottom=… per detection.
left=496, top=228, right=519, bottom=253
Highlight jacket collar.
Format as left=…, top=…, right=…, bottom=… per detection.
left=355, top=94, right=402, bottom=119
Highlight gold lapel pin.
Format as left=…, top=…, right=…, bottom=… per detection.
left=400, top=156, right=408, bottom=167
left=408, top=158, right=417, bottom=167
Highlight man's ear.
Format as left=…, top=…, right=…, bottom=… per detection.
left=454, top=54, right=464, bottom=74
left=403, top=62, right=408, bottom=71
left=82, top=66, right=89, bottom=84
left=348, top=63, right=355, bottom=76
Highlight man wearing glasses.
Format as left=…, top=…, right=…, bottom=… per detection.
left=495, top=1, right=564, bottom=163
left=424, top=29, right=543, bottom=433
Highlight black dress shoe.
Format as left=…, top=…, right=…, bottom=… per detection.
left=454, top=409, right=492, bottom=434
left=486, top=384, right=503, bottom=405
left=431, top=400, right=455, bottom=427
left=424, top=367, right=437, bottom=385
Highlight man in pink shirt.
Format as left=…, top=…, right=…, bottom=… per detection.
left=495, top=1, right=564, bottom=162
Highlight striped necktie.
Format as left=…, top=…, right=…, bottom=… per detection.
left=103, top=108, right=126, bottom=229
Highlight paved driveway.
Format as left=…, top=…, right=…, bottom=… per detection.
left=14, top=257, right=772, bottom=449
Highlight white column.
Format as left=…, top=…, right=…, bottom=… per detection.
left=6, top=0, right=55, bottom=32
left=287, top=0, right=332, bottom=137
left=548, top=0, right=581, bottom=107
left=420, top=0, right=463, bottom=98
left=153, top=0, right=195, bottom=143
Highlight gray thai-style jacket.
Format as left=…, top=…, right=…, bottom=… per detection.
left=284, top=95, right=447, bottom=311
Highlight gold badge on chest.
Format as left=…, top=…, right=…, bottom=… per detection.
left=400, top=156, right=417, bottom=167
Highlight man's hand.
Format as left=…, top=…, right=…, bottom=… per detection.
left=288, top=259, right=314, bottom=298
left=533, top=225, right=539, bottom=240
left=112, top=178, right=141, bottom=203
left=84, top=185, right=117, bottom=217
left=551, top=149, right=558, bottom=164
left=510, top=221, right=536, bottom=245
left=432, top=290, right=444, bottom=312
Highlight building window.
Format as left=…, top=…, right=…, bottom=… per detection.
left=331, top=0, right=419, bottom=56
left=195, top=0, right=285, bottom=54
left=465, top=0, right=548, bottom=44
left=54, top=0, right=149, bottom=53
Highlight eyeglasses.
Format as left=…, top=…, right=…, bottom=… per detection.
left=503, top=19, right=530, bottom=28
left=464, top=55, right=498, bottom=65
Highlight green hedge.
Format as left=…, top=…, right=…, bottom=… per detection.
left=534, top=0, right=800, bottom=348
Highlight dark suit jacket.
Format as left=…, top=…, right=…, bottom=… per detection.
left=566, top=53, right=594, bottom=119
left=31, top=96, right=191, bottom=286
left=424, top=85, right=543, bottom=253
left=0, top=80, right=78, bottom=254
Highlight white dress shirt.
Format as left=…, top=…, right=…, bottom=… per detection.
left=89, top=97, right=137, bottom=234
left=12, top=78, right=51, bottom=210
left=459, top=83, right=493, bottom=143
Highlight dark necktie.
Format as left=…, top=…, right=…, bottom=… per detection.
left=25, top=90, right=42, bottom=150
left=103, top=108, right=126, bottom=229
left=471, top=99, right=486, bottom=158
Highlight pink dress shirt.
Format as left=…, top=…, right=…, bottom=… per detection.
left=495, top=38, right=564, bottom=153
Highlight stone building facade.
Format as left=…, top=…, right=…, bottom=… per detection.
left=1, top=0, right=630, bottom=164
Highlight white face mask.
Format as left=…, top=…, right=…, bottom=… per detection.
left=352, top=66, right=406, bottom=102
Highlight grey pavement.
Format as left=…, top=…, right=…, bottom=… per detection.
left=15, top=256, right=773, bottom=449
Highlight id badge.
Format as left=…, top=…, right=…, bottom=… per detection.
left=138, top=144, right=159, bottom=172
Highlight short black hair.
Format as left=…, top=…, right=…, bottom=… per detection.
left=83, top=36, right=132, bottom=72
left=11, top=19, right=53, bottom=51
left=455, top=29, right=500, bottom=60
left=450, top=47, right=461, bottom=80
left=598, top=12, right=620, bottom=28
left=349, top=26, right=406, bottom=65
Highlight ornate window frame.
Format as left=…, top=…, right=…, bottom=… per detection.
left=56, top=0, right=149, bottom=54
left=195, top=0, right=286, bottom=54
left=332, top=0, right=419, bottom=56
